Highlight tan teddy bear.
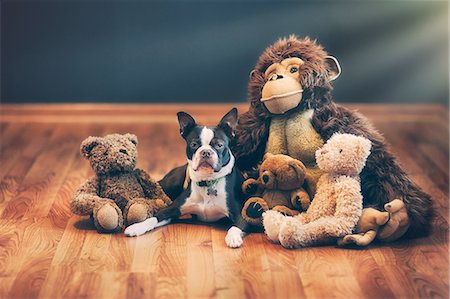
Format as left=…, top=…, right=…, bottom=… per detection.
left=241, top=153, right=314, bottom=226
left=263, top=133, right=372, bottom=248
left=71, top=133, right=171, bottom=233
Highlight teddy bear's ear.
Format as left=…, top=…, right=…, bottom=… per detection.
left=80, top=136, right=102, bottom=157
left=263, top=152, right=274, bottom=160
left=289, top=159, right=307, bottom=182
left=125, top=133, right=138, bottom=146
left=356, top=136, right=372, bottom=159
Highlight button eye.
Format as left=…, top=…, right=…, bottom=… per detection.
left=290, top=67, right=298, bottom=73
left=339, top=149, right=343, bottom=153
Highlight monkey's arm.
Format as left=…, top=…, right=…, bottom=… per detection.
left=311, top=101, right=433, bottom=238
left=234, top=108, right=270, bottom=172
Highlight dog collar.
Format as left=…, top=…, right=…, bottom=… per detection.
left=196, top=178, right=220, bottom=187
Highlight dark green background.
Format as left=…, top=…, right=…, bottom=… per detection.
left=1, top=1, right=448, bottom=104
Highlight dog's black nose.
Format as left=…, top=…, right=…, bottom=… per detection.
left=119, top=149, right=128, bottom=155
left=262, top=174, right=269, bottom=183
left=201, top=149, right=212, bottom=158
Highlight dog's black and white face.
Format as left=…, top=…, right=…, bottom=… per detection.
left=177, top=108, right=238, bottom=178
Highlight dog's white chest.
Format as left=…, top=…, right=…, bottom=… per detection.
left=180, top=180, right=229, bottom=222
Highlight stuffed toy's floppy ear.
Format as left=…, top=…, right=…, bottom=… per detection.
left=289, top=159, right=307, bottom=183
left=177, top=112, right=196, bottom=138
left=218, top=108, right=238, bottom=138
left=80, top=136, right=102, bottom=157
left=325, top=56, right=341, bottom=81
left=125, top=133, right=138, bottom=145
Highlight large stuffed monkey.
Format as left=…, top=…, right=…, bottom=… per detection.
left=233, top=35, right=433, bottom=240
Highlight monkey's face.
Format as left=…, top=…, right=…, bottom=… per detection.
left=260, top=57, right=305, bottom=114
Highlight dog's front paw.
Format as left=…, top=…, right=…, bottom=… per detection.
left=225, top=226, right=244, bottom=248
left=124, top=217, right=158, bottom=237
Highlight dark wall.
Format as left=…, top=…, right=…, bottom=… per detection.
left=1, top=1, right=448, bottom=104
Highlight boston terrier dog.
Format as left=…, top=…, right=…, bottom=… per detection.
left=124, top=108, right=249, bottom=248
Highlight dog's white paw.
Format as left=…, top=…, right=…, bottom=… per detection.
left=124, top=217, right=158, bottom=237
left=225, top=226, right=244, bottom=248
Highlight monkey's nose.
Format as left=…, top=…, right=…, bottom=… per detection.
left=269, top=74, right=284, bottom=81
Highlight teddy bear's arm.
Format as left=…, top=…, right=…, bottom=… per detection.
left=290, top=188, right=311, bottom=211
left=242, top=178, right=262, bottom=195
left=134, top=169, right=172, bottom=206
left=71, top=177, right=104, bottom=216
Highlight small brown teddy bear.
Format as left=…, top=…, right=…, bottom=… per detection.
left=241, top=153, right=314, bottom=226
left=337, top=199, right=409, bottom=246
left=71, top=133, right=171, bottom=233
left=263, top=133, right=372, bottom=248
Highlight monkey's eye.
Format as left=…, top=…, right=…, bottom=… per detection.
left=290, top=67, right=298, bottom=73
left=190, top=141, right=199, bottom=149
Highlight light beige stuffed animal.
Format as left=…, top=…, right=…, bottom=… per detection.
left=263, top=133, right=372, bottom=248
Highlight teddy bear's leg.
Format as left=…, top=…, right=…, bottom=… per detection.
left=337, top=230, right=377, bottom=247
left=290, top=189, right=311, bottom=211
left=272, top=205, right=300, bottom=216
left=93, top=200, right=124, bottom=233
left=279, top=216, right=355, bottom=248
left=262, top=210, right=288, bottom=243
left=124, top=198, right=163, bottom=226
left=241, top=197, right=269, bottom=225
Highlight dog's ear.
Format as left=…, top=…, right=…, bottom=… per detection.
left=177, top=112, right=196, bottom=138
left=218, top=108, right=238, bottom=138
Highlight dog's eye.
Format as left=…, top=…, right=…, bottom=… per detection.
left=216, top=142, right=223, bottom=148
left=190, top=141, right=199, bottom=148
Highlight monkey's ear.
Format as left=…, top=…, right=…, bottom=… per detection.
left=249, top=69, right=256, bottom=79
left=325, top=56, right=341, bottom=81
left=218, top=108, right=238, bottom=138
left=177, top=112, right=196, bottom=138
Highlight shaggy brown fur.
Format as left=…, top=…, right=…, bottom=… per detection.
left=233, top=35, right=433, bottom=238
left=71, top=133, right=172, bottom=233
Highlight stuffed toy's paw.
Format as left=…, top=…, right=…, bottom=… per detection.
left=378, top=199, right=410, bottom=242
left=263, top=210, right=287, bottom=243
left=290, top=190, right=311, bottom=211
left=272, top=205, right=300, bottom=216
left=279, top=217, right=305, bottom=249
left=242, top=178, right=259, bottom=195
left=124, top=198, right=156, bottom=226
left=93, top=200, right=123, bottom=233
left=242, top=197, right=269, bottom=225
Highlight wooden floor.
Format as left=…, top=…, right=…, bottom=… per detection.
left=0, top=103, right=448, bottom=299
